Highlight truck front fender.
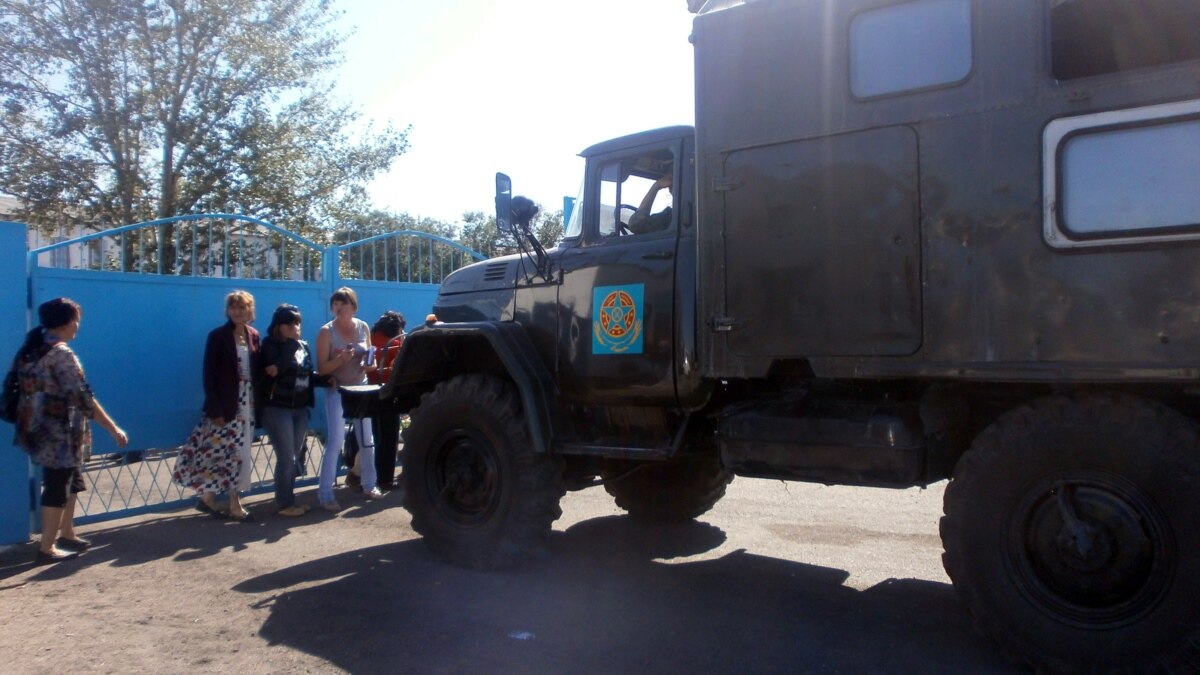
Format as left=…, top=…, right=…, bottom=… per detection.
left=380, top=322, right=559, bottom=454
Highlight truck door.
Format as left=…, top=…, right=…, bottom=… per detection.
left=556, top=141, right=681, bottom=405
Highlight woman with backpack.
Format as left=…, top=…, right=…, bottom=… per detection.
left=15, top=297, right=127, bottom=563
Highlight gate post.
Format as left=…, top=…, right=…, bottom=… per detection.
left=0, top=221, right=32, bottom=546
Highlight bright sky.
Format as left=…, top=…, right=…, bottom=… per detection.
left=333, top=0, right=697, bottom=224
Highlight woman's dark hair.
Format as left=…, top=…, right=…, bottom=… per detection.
left=21, top=297, right=82, bottom=353
left=371, top=310, right=405, bottom=338
left=266, top=304, right=302, bottom=340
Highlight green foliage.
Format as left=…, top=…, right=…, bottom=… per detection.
left=458, top=206, right=563, bottom=259
left=0, top=0, right=408, bottom=261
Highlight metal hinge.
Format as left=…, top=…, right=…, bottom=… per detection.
left=709, top=316, right=740, bottom=332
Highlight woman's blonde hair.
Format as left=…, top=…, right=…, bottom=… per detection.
left=225, top=290, right=256, bottom=322
left=330, top=286, right=358, bottom=310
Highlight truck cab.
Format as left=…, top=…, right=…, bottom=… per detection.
left=432, top=127, right=703, bottom=453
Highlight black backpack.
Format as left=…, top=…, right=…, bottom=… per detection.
left=0, top=343, right=52, bottom=425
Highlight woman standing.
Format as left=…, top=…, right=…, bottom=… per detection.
left=258, top=304, right=315, bottom=517
left=316, top=287, right=381, bottom=511
left=368, top=310, right=405, bottom=491
left=15, top=298, right=127, bottom=563
left=174, top=290, right=260, bottom=522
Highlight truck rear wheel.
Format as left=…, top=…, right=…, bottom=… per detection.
left=602, top=456, right=733, bottom=522
left=402, top=375, right=564, bottom=569
left=940, top=395, right=1200, bottom=672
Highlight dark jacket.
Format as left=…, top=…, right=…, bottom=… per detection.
left=202, top=321, right=260, bottom=421
left=257, top=336, right=316, bottom=409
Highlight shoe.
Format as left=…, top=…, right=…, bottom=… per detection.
left=322, top=500, right=342, bottom=512
left=196, top=500, right=228, bottom=518
left=363, top=487, right=384, bottom=501
left=36, top=548, right=79, bottom=564
left=345, top=472, right=362, bottom=493
left=56, top=537, right=92, bottom=551
left=278, top=506, right=306, bottom=517
left=229, top=510, right=255, bottom=523
left=377, top=480, right=394, bottom=492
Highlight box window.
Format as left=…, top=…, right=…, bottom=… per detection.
left=1043, top=100, right=1200, bottom=248
left=850, top=0, right=972, bottom=98
left=1061, top=118, right=1200, bottom=236
left=1050, top=0, right=1200, bottom=81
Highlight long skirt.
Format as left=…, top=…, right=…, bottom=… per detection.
left=174, top=381, right=254, bottom=494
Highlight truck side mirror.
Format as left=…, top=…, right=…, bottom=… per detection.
left=495, top=173, right=513, bottom=235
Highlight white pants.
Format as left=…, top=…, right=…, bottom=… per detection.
left=319, top=387, right=375, bottom=503
left=237, top=420, right=254, bottom=492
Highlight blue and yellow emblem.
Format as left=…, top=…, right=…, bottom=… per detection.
left=592, top=284, right=644, bottom=355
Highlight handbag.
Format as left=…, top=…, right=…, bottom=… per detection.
left=0, top=367, right=18, bottom=424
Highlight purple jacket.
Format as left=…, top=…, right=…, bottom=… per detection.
left=202, top=321, right=260, bottom=421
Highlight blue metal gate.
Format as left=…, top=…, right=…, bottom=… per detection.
left=0, top=215, right=484, bottom=542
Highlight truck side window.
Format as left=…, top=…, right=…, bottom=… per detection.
left=849, top=0, right=972, bottom=99
left=1050, top=0, right=1200, bottom=81
left=596, top=151, right=675, bottom=238
left=1043, top=100, right=1200, bottom=248
left=1060, top=116, right=1200, bottom=236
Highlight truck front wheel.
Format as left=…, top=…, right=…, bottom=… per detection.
left=940, top=395, right=1200, bottom=672
left=402, top=375, right=564, bottom=569
left=603, top=456, right=733, bottom=522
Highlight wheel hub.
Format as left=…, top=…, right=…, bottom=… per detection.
left=432, top=433, right=499, bottom=525
left=1013, top=473, right=1170, bottom=625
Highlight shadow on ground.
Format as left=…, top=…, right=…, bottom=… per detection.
left=229, top=516, right=1025, bottom=674
left=0, top=504, right=1026, bottom=672
left=0, top=497, right=365, bottom=583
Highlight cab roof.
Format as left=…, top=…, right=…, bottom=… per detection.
left=579, top=125, right=694, bottom=158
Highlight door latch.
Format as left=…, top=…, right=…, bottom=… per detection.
left=709, top=316, right=740, bottom=332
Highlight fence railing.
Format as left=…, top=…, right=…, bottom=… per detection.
left=336, top=229, right=487, bottom=284
left=11, top=214, right=485, bottom=531
left=30, top=215, right=488, bottom=285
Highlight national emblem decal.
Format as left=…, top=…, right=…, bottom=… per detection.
left=592, top=284, right=644, bottom=355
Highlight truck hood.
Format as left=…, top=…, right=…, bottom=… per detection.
left=439, top=253, right=522, bottom=295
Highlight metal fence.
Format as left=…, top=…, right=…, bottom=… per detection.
left=1, top=215, right=485, bottom=538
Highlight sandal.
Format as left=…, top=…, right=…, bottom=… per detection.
left=56, top=537, right=92, bottom=551
left=229, top=511, right=254, bottom=523
left=35, top=548, right=79, bottom=564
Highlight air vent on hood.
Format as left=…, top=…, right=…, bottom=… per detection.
left=483, top=262, right=510, bottom=282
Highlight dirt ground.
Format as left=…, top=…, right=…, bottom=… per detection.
left=0, top=477, right=1022, bottom=674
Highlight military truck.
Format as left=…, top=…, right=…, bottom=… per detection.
left=380, top=0, right=1200, bottom=670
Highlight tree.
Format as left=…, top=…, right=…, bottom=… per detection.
left=458, top=206, right=563, bottom=260
left=0, top=0, right=408, bottom=271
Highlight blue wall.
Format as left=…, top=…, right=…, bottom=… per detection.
left=28, top=273, right=444, bottom=460
left=2, top=223, right=459, bottom=545
left=0, top=222, right=32, bottom=544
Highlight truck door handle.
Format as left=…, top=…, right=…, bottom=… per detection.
left=642, top=251, right=674, bottom=260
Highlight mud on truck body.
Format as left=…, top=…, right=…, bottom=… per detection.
left=377, top=0, right=1200, bottom=671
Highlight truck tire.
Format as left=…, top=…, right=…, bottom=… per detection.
left=602, top=456, right=733, bottom=522
left=402, top=374, right=564, bottom=570
left=940, top=395, right=1200, bottom=673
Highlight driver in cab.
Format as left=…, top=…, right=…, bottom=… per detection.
left=627, top=173, right=672, bottom=235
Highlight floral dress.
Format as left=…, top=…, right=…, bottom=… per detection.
left=173, top=342, right=255, bottom=494
left=14, top=341, right=97, bottom=469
